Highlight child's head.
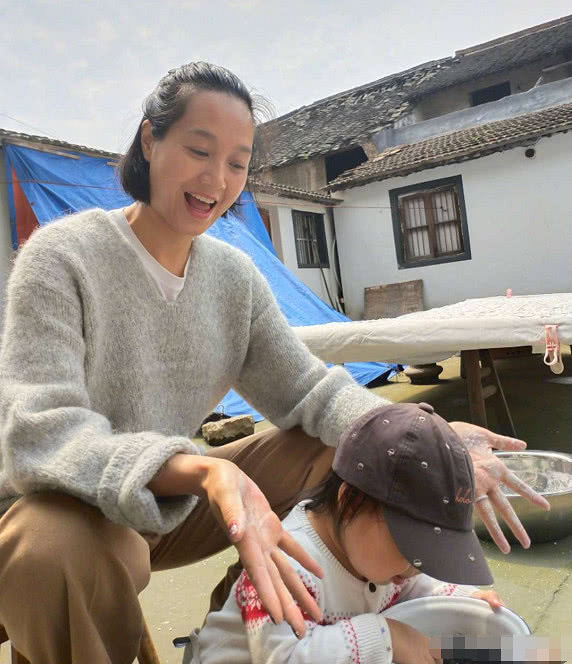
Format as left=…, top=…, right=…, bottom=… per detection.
left=308, top=403, right=493, bottom=586
left=306, top=472, right=423, bottom=584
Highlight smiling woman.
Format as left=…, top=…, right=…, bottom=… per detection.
left=0, top=61, right=549, bottom=664
left=119, top=64, right=257, bottom=275
left=120, top=62, right=259, bottom=209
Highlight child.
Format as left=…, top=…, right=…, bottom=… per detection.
left=186, top=402, right=504, bottom=664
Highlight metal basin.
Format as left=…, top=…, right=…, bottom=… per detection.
left=473, top=451, right=572, bottom=543
left=383, top=595, right=530, bottom=636
left=383, top=596, right=531, bottom=662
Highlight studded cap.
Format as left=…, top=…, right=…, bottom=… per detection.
left=333, top=402, right=493, bottom=586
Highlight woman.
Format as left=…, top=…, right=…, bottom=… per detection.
left=0, top=62, right=547, bottom=664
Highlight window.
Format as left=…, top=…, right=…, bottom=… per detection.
left=292, top=210, right=329, bottom=268
left=470, top=81, right=511, bottom=107
left=389, top=176, right=471, bottom=269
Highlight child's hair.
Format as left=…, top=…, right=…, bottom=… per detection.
left=119, top=61, right=272, bottom=216
left=303, top=470, right=382, bottom=538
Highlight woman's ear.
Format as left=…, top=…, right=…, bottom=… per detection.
left=140, top=119, right=154, bottom=163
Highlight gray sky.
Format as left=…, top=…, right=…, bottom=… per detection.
left=1, top=0, right=570, bottom=154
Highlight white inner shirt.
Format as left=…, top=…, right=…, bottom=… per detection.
left=110, top=209, right=190, bottom=302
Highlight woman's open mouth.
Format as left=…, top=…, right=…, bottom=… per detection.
left=184, top=192, right=217, bottom=219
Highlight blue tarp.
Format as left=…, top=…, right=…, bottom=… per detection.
left=4, top=143, right=397, bottom=420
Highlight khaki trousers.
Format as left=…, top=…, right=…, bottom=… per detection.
left=0, top=427, right=334, bottom=664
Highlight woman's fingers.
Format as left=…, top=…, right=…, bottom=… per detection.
left=236, top=533, right=284, bottom=624
left=484, top=432, right=527, bottom=452
left=272, top=548, right=322, bottom=623
left=279, top=529, right=324, bottom=579
left=266, top=555, right=308, bottom=637
left=501, top=469, right=551, bottom=510
left=475, top=492, right=511, bottom=553
left=487, top=487, right=531, bottom=549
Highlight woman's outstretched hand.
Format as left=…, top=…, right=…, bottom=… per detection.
left=200, top=457, right=323, bottom=637
left=148, top=453, right=322, bottom=637
left=448, top=422, right=550, bottom=553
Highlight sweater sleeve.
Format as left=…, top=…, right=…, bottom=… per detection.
left=234, top=265, right=390, bottom=446
left=0, top=275, right=200, bottom=534
left=235, top=570, right=393, bottom=664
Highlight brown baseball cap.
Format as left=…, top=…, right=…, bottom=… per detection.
left=333, top=402, right=493, bottom=586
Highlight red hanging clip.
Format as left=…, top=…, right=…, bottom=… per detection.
left=544, top=324, right=564, bottom=375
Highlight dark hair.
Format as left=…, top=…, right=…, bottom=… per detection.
left=119, top=61, right=269, bottom=216
left=303, top=471, right=381, bottom=538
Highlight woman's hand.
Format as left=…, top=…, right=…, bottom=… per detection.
left=148, top=453, right=323, bottom=637
left=470, top=589, right=505, bottom=609
left=386, top=618, right=441, bottom=664
left=202, top=457, right=323, bottom=637
left=448, top=422, right=550, bottom=553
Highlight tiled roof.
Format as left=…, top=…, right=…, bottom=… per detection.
left=326, top=102, right=572, bottom=191
left=247, top=178, right=342, bottom=205
left=257, top=15, right=572, bottom=169
left=255, top=61, right=441, bottom=171
left=0, top=128, right=120, bottom=159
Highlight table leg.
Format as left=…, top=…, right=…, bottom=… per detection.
left=462, top=350, right=488, bottom=428
left=480, top=350, right=517, bottom=438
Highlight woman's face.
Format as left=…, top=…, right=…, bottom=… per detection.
left=338, top=501, right=420, bottom=585
left=141, top=90, right=254, bottom=237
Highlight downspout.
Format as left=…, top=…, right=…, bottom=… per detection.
left=325, top=206, right=345, bottom=314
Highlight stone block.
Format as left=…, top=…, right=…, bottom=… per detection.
left=201, top=415, right=255, bottom=446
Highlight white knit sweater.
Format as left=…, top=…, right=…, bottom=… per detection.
left=0, top=209, right=386, bottom=534
left=188, top=503, right=477, bottom=664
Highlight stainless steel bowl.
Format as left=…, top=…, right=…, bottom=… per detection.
left=383, top=596, right=530, bottom=636
left=473, top=450, right=572, bottom=543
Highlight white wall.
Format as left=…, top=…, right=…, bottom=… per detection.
left=333, top=132, right=572, bottom=320
left=268, top=199, right=339, bottom=308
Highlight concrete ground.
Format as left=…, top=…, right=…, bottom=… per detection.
left=135, top=348, right=572, bottom=663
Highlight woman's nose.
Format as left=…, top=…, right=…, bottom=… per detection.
left=199, top=160, right=226, bottom=191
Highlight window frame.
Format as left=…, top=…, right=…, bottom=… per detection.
left=292, top=210, right=330, bottom=269
left=389, top=175, right=471, bottom=269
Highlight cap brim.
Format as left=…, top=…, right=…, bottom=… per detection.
left=382, top=505, right=493, bottom=586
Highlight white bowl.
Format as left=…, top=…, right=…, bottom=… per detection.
left=383, top=596, right=530, bottom=637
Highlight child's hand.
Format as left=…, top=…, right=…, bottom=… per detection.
left=471, top=589, right=505, bottom=609
left=386, top=618, right=441, bottom=664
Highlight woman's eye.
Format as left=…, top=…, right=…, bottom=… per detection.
left=189, top=148, right=208, bottom=157
left=230, top=163, right=246, bottom=170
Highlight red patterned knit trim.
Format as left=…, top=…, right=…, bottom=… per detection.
left=341, top=619, right=361, bottom=664
left=381, top=588, right=401, bottom=610
left=235, top=570, right=320, bottom=630
left=235, top=570, right=271, bottom=629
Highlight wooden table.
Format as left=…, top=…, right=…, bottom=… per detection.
left=294, top=294, right=572, bottom=436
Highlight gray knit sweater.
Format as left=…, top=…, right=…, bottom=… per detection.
left=0, top=209, right=386, bottom=534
